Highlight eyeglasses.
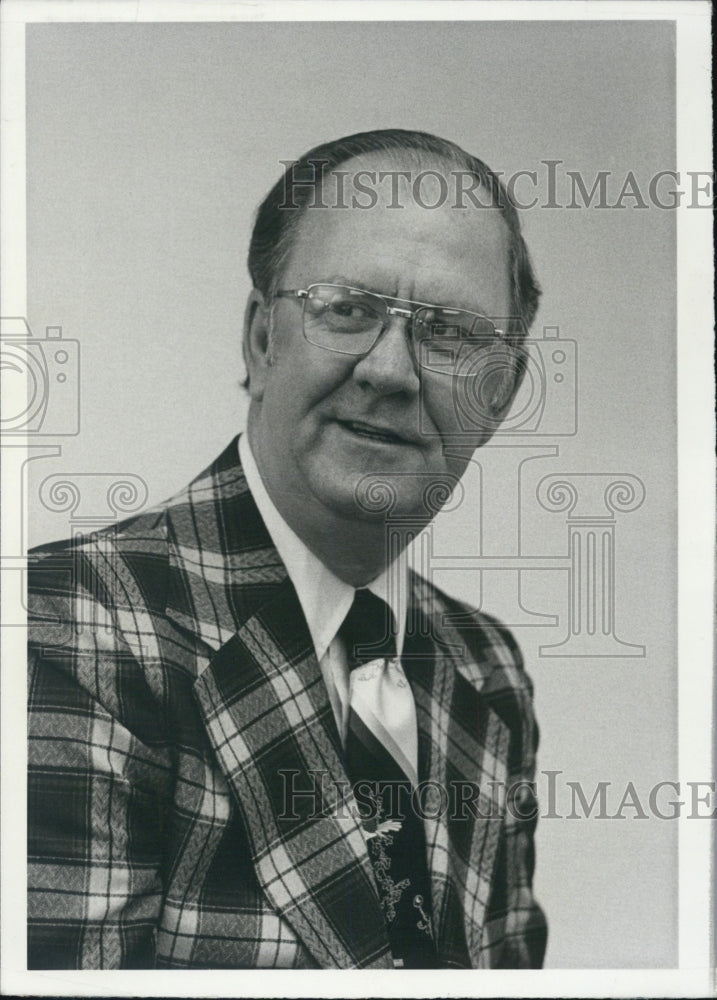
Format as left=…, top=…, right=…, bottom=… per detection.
left=274, top=283, right=519, bottom=377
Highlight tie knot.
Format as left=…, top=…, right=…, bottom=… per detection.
left=340, top=589, right=397, bottom=667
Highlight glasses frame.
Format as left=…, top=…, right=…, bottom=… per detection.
left=274, top=283, right=512, bottom=376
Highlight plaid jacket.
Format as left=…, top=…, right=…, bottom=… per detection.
left=27, top=437, right=547, bottom=970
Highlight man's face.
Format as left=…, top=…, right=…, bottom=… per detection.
left=245, top=155, right=514, bottom=526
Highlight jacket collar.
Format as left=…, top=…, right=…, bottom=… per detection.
left=164, top=436, right=288, bottom=652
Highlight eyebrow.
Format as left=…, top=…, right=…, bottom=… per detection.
left=325, top=274, right=398, bottom=297
left=320, top=275, right=492, bottom=316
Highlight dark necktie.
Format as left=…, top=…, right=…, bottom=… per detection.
left=340, top=588, right=439, bottom=969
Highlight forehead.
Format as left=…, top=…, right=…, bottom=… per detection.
left=280, top=152, right=511, bottom=314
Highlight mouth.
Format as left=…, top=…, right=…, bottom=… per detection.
left=337, top=419, right=413, bottom=446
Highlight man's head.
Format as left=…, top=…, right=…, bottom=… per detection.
left=247, top=129, right=540, bottom=332
left=242, top=129, right=540, bottom=579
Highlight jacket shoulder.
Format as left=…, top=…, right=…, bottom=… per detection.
left=412, top=572, right=527, bottom=678
left=26, top=440, right=234, bottom=606
left=411, top=572, right=537, bottom=751
left=28, top=502, right=171, bottom=613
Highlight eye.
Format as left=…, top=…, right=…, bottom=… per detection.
left=315, top=292, right=383, bottom=333
left=415, top=310, right=473, bottom=339
left=416, top=308, right=496, bottom=341
left=328, top=300, right=377, bottom=320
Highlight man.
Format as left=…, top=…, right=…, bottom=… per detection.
left=27, top=129, right=547, bottom=969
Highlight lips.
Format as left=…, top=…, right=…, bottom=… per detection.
left=338, top=419, right=413, bottom=445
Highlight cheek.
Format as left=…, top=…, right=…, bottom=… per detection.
left=265, top=339, right=352, bottom=423
left=419, top=379, right=463, bottom=436
left=420, top=378, right=496, bottom=449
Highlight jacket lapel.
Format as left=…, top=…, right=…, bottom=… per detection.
left=407, top=575, right=511, bottom=968
left=163, top=439, right=289, bottom=653
left=193, top=578, right=391, bottom=969
left=164, top=440, right=390, bottom=969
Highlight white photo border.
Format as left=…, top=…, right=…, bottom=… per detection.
left=1, top=2, right=713, bottom=996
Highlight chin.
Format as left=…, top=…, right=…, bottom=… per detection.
left=311, top=466, right=449, bottom=526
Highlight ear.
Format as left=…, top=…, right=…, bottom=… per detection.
left=493, top=345, right=527, bottom=415
left=242, top=289, right=272, bottom=401
left=474, top=344, right=527, bottom=445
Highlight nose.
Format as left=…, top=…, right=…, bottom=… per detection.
left=351, top=313, right=420, bottom=396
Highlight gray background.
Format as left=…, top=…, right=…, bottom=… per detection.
left=25, top=21, right=677, bottom=968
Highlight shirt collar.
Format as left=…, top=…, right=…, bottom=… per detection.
left=239, top=433, right=407, bottom=661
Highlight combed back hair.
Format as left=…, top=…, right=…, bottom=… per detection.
left=248, top=128, right=541, bottom=337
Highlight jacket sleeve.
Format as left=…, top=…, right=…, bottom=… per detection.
left=476, top=619, right=548, bottom=969
left=27, top=544, right=172, bottom=969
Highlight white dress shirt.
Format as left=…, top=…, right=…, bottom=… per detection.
left=238, top=433, right=410, bottom=750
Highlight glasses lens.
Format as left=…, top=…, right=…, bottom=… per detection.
left=304, top=285, right=385, bottom=354
left=413, top=308, right=499, bottom=375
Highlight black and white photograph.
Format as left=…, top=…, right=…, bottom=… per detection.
left=0, top=1, right=713, bottom=996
